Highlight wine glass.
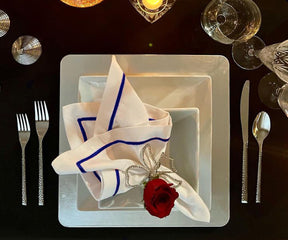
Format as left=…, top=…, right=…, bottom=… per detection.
left=258, top=72, right=288, bottom=117
left=256, top=40, right=288, bottom=114
left=232, top=35, right=266, bottom=70
left=201, top=0, right=264, bottom=69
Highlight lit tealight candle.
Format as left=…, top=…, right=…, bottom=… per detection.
left=142, top=0, right=164, bottom=10
left=60, top=0, right=104, bottom=8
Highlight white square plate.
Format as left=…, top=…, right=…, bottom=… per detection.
left=58, top=55, right=230, bottom=227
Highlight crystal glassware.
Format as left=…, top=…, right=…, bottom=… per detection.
left=0, top=9, right=10, bottom=37
left=256, top=40, right=288, bottom=113
left=257, top=72, right=284, bottom=109
left=232, top=36, right=266, bottom=70
left=258, top=72, right=288, bottom=117
left=278, top=84, right=288, bottom=117
left=11, top=35, right=42, bottom=65
left=201, top=0, right=265, bottom=69
left=129, top=0, right=176, bottom=23
left=201, top=0, right=261, bottom=44
left=232, top=33, right=288, bottom=71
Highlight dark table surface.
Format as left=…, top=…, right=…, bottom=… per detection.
left=1, top=0, right=288, bottom=239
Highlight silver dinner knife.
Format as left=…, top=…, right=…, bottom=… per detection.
left=240, top=80, right=250, bottom=203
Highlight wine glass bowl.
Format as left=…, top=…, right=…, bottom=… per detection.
left=257, top=40, right=288, bottom=114
left=278, top=84, right=288, bottom=117
left=258, top=72, right=285, bottom=109
left=201, top=0, right=262, bottom=45
left=272, top=40, right=288, bottom=83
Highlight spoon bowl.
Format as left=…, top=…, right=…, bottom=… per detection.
left=252, top=111, right=271, bottom=143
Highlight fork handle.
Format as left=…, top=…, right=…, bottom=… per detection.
left=38, top=140, right=44, bottom=206
left=21, top=148, right=27, bottom=206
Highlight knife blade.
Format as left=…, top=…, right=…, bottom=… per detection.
left=240, top=80, right=250, bottom=203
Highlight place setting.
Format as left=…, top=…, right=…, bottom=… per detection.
left=55, top=53, right=229, bottom=227
left=5, top=0, right=287, bottom=231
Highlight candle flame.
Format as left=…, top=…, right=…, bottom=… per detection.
left=142, top=0, right=164, bottom=10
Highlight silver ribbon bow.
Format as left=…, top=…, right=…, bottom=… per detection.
left=125, top=144, right=182, bottom=188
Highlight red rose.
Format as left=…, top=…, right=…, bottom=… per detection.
left=143, top=178, right=179, bottom=218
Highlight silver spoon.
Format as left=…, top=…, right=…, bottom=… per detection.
left=252, top=111, right=271, bottom=203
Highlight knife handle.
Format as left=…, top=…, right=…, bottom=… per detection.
left=241, top=142, right=248, bottom=203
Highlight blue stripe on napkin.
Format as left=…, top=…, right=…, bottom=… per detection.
left=113, top=169, right=120, bottom=196
left=108, top=73, right=126, bottom=131
left=77, top=117, right=97, bottom=141
left=77, top=116, right=101, bottom=182
left=76, top=137, right=170, bottom=173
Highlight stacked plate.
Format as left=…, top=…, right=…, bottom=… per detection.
left=58, top=55, right=230, bottom=227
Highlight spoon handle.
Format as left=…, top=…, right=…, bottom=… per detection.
left=241, top=142, right=248, bottom=203
left=256, top=145, right=263, bottom=203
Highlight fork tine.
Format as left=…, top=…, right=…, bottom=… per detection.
left=25, top=114, right=30, bottom=131
left=16, top=114, right=20, bottom=131
left=43, top=101, right=49, bottom=121
left=22, top=114, right=27, bottom=131
left=38, top=101, right=42, bottom=121
left=34, top=101, right=49, bottom=121
left=40, top=101, right=44, bottom=121
left=34, top=101, right=39, bottom=121
left=19, top=114, right=24, bottom=131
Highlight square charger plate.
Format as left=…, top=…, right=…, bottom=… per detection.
left=58, top=55, right=230, bottom=227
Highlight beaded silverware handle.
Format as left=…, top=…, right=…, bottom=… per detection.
left=241, top=142, right=248, bottom=203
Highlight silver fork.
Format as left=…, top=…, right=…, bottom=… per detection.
left=34, top=101, right=49, bottom=206
left=16, top=113, right=30, bottom=206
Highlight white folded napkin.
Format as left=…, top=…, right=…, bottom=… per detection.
left=52, top=56, right=210, bottom=222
